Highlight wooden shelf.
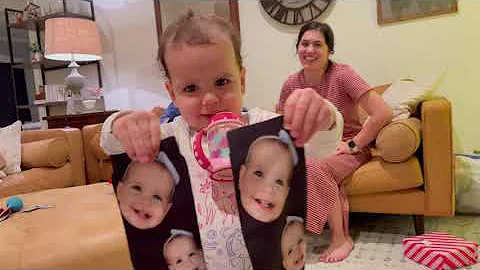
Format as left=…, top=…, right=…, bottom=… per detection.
left=9, top=12, right=93, bottom=30
left=43, top=110, right=117, bottom=129
left=13, top=59, right=99, bottom=70
left=34, top=100, right=66, bottom=106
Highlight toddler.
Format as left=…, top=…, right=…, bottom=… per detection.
left=101, top=11, right=339, bottom=268
left=238, top=129, right=297, bottom=223
left=163, top=229, right=206, bottom=270
left=116, top=151, right=179, bottom=229
left=281, top=216, right=307, bottom=270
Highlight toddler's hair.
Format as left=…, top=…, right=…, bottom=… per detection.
left=157, top=10, right=242, bottom=78
left=282, top=216, right=305, bottom=236
left=163, top=229, right=197, bottom=262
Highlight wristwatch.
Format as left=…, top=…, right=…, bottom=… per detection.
left=347, top=139, right=359, bottom=153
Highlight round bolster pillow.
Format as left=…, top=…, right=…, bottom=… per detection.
left=375, top=118, right=421, bottom=163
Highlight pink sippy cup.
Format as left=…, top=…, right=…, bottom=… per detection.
left=193, top=112, right=244, bottom=181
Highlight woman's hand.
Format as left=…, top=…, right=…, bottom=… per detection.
left=335, top=141, right=358, bottom=155
left=112, top=111, right=161, bottom=162
left=283, top=88, right=334, bottom=147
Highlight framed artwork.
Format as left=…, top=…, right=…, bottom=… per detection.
left=377, top=0, right=458, bottom=25
left=153, top=0, right=240, bottom=45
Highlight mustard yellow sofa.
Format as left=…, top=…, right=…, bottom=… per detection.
left=0, top=128, right=86, bottom=197
left=344, top=85, right=454, bottom=234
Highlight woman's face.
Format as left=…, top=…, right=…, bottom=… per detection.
left=297, top=30, right=331, bottom=71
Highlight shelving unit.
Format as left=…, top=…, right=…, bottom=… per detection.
left=4, top=0, right=103, bottom=121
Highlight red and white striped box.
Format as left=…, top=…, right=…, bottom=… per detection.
left=403, top=232, right=478, bottom=270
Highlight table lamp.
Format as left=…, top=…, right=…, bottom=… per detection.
left=44, top=17, right=102, bottom=95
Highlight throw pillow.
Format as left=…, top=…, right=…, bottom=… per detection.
left=382, top=72, right=444, bottom=121
left=21, top=138, right=70, bottom=169
left=375, top=118, right=421, bottom=163
left=0, top=120, right=22, bottom=175
left=0, top=152, right=6, bottom=178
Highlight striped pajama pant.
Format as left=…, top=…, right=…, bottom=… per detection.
left=306, top=150, right=371, bottom=235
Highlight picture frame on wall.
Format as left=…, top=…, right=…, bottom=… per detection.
left=377, top=0, right=458, bottom=25
left=153, top=0, right=240, bottom=42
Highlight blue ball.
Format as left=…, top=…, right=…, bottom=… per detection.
left=6, top=196, right=23, bottom=212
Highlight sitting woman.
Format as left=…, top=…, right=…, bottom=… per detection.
left=277, top=22, right=392, bottom=262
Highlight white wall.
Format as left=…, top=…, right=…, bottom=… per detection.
left=239, top=0, right=480, bottom=154
left=95, top=0, right=480, bottom=153
left=94, top=0, right=170, bottom=111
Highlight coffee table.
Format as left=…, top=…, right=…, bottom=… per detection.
left=0, top=183, right=132, bottom=268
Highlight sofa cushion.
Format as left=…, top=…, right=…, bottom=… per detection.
left=0, top=121, right=22, bottom=175
left=345, top=156, right=424, bottom=196
left=0, top=152, right=6, bottom=178
left=0, top=152, right=5, bottom=170
left=0, top=165, right=74, bottom=197
left=375, top=117, right=421, bottom=163
left=21, top=138, right=70, bottom=169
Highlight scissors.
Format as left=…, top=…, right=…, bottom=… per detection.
left=21, top=204, right=55, bottom=212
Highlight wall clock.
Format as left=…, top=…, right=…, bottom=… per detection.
left=260, top=0, right=330, bottom=25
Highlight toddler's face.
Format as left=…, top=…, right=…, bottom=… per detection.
left=164, top=38, right=245, bottom=130
left=164, top=236, right=206, bottom=270
left=239, top=141, right=292, bottom=222
left=282, top=222, right=307, bottom=270
left=116, top=162, right=173, bottom=229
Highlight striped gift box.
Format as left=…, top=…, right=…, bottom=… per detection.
left=403, top=232, right=478, bottom=270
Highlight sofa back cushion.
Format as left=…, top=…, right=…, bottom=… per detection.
left=21, top=138, right=70, bottom=169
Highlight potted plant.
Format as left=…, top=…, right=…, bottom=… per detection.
left=30, top=43, right=42, bottom=63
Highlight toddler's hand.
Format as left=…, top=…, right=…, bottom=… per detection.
left=112, top=111, right=161, bottom=162
left=283, top=88, right=333, bottom=147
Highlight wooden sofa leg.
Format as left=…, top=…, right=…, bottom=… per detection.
left=413, top=215, right=425, bottom=235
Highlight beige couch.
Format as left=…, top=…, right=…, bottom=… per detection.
left=0, top=128, right=86, bottom=197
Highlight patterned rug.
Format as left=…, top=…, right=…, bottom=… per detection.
left=306, top=214, right=480, bottom=269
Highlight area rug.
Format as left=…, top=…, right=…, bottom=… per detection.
left=305, top=214, right=480, bottom=269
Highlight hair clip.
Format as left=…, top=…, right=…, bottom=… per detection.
left=156, top=151, right=180, bottom=186
left=286, top=215, right=304, bottom=225
left=164, top=229, right=194, bottom=251
left=278, top=129, right=299, bottom=166
left=170, top=229, right=193, bottom=237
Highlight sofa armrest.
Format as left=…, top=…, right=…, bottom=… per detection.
left=21, top=128, right=86, bottom=186
left=421, top=97, right=454, bottom=216
left=82, top=124, right=112, bottom=184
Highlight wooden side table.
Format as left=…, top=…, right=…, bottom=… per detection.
left=44, top=110, right=117, bottom=129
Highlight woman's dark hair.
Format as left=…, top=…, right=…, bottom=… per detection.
left=295, top=21, right=334, bottom=53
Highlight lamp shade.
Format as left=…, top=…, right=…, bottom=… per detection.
left=44, top=17, right=102, bottom=62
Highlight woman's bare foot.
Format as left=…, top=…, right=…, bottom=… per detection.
left=318, top=236, right=353, bottom=263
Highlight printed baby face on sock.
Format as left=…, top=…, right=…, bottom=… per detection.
left=116, top=162, right=174, bottom=229
left=239, top=138, right=293, bottom=223
left=164, top=234, right=206, bottom=270
left=281, top=220, right=307, bottom=270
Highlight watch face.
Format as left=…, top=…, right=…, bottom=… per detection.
left=260, top=0, right=330, bottom=25
left=348, top=140, right=356, bottom=149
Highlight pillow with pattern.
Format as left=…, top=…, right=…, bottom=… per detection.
left=0, top=120, right=22, bottom=177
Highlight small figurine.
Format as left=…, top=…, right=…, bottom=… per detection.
left=24, top=3, right=41, bottom=19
